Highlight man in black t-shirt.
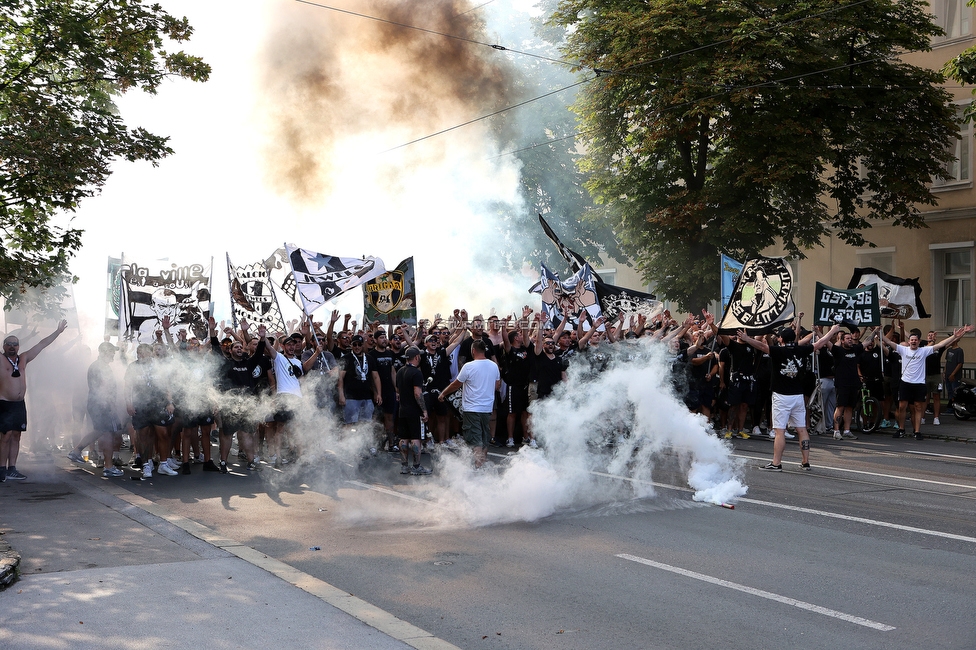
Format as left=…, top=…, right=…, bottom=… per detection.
left=502, top=327, right=534, bottom=448
left=396, top=347, right=430, bottom=475
left=370, top=330, right=399, bottom=452
left=739, top=324, right=839, bottom=471
left=825, top=328, right=877, bottom=440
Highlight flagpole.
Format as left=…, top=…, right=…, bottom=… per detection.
left=225, top=253, right=237, bottom=331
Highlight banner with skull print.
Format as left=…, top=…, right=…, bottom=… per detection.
left=363, top=257, right=416, bottom=325
left=227, top=254, right=286, bottom=335
left=532, top=262, right=604, bottom=330
left=117, top=256, right=213, bottom=343
left=718, top=257, right=796, bottom=334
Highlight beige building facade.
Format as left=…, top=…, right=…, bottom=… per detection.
left=766, top=1, right=976, bottom=364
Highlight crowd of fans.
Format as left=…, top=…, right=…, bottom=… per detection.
left=60, top=306, right=966, bottom=480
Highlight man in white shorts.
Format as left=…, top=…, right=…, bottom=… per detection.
left=738, top=323, right=839, bottom=471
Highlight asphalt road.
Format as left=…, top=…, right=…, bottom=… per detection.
left=91, top=431, right=976, bottom=650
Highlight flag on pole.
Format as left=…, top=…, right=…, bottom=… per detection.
left=227, top=254, right=287, bottom=334
left=538, top=214, right=603, bottom=282
left=532, top=262, right=603, bottom=329
left=847, top=267, right=929, bottom=320
left=718, top=257, right=795, bottom=334
left=263, top=247, right=299, bottom=305
left=284, top=243, right=386, bottom=314
left=363, top=257, right=417, bottom=325
left=813, top=282, right=880, bottom=327
left=594, top=281, right=663, bottom=324
left=721, top=254, right=743, bottom=308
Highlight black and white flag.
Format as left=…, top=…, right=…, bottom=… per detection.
left=718, top=257, right=795, bottom=334
left=227, top=254, right=286, bottom=334
left=118, top=256, right=213, bottom=343
left=285, top=243, right=386, bottom=314
left=814, top=282, right=880, bottom=327
left=848, top=267, right=929, bottom=320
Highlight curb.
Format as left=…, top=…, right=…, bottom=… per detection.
left=0, top=533, right=20, bottom=590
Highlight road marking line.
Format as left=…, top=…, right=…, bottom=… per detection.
left=736, top=497, right=976, bottom=543
left=904, top=450, right=976, bottom=461
left=346, top=479, right=436, bottom=504
left=617, top=554, right=896, bottom=632
left=734, top=453, right=976, bottom=489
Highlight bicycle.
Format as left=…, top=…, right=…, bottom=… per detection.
left=853, top=382, right=881, bottom=433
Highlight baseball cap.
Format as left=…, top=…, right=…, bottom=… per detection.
left=403, top=346, right=421, bottom=360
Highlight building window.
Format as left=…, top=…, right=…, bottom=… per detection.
left=856, top=249, right=894, bottom=275
left=933, top=104, right=972, bottom=188
left=595, top=268, right=616, bottom=285
left=932, top=245, right=974, bottom=328
left=933, top=0, right=972, bottom=41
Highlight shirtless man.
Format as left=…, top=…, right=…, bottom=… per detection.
left=0, top=319, right=68, bottom=482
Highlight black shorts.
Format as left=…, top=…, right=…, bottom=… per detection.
left=835, top=384, right=860, bottom=408
left=273, top=394, right=299, bottom=423
left=728, top=378, right=756, bottom=406
left=424, top=392, right=448, bottom=416
left=180, top=410, right=215, bottom=428
left=899, top=382, right=926, bottom=404
left=505, top=384, right=530, bottom=414
left=88, top=404, right=122, bottom=434
left=0, top=400, right=27, bottom=433
left=381, top=387, right=397, bottom=415
left=397, top=415, right=422, bottom=441
left=132, top=405, right=172, bottom=430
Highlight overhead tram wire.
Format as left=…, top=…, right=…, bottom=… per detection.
left=379, top=78, right=592, bottom=154
left=293, top=0, right=921, bottom=155
left=291, top=0, right=593, bottom=71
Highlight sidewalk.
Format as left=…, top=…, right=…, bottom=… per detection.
left=0, top=455, right=456, bottom=650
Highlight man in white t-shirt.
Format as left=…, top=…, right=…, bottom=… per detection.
left=261, top=324, right=322, bottom=468
left=881, top=325, right=972, bottom=440
left=439, top=339, right=500, bottom=467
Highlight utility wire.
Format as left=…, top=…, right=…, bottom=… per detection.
left=380, top=78, right=590, bottom=153
left=292, top=0, right=589, bottom=71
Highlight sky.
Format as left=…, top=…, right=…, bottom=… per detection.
left=59, top=0, right=551, bottom=340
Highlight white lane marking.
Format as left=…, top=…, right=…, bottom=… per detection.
left=617, top=554, right=896, bottom=632
left=904, top=450, right=976, bottom=462
left=345, top=479, right=434, bottom=504
left=738, top=497, right=976, bottom=543
left=368, top=453, right=976, bottom=543
left=734, top=453, right=976, bottom=490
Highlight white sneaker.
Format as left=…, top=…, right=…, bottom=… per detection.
left=933, top=417, right=941, bottom=425
left=529, top=439, right=538, bottom=449
left=166, top=457, right=181, bottom=468
left=920, top=418, right=926, bottom=425
left=157, top=462, right=178, bottom=476
left=833, top=431, right=842, bottom=440
left=143, top=461, right=153, bottom=478
left=752, top=426, right=761, bottom=436
left=369, top=447, right=378, bottom=457
left=445, top=439, right=458, bottom=450
left=506, top=438, right=515, bottom=448
left=768, top=431, right=775, bottom=439
left=785, top=432, right=796, bottom=440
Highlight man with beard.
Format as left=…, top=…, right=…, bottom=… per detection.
left=214, top=323, right=267, bottom=472
left=370, top=329, right=399, bottom=452
left=338, top=334, right=381, bottom=454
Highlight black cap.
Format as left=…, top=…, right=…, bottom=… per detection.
left=404, top=346, right=421, bottom=360
left=351, top=334, right=365, bottom=344
left=778, top=327, right=796, bottom=343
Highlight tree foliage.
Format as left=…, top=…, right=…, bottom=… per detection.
left=0, top=0, right=209, bottom=308
left=550, top=0, right=956, bottom=309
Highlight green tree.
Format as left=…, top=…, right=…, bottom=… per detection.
left=550, top=0, right=956, bottom=309
left=0, top=0, right=209, bottom=309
